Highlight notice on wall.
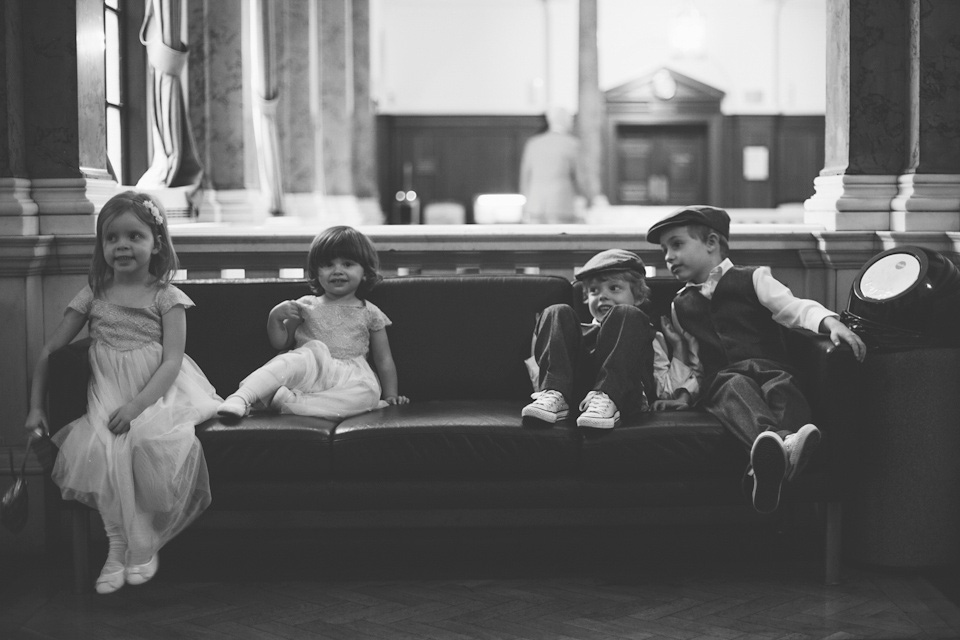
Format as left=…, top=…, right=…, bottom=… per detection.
left=743, top=146, right=769, bottom=181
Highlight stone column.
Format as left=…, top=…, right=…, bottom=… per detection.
left=352, top=0, right=380, bottom=220
left=277, top=0, right=317, bottom=201
left=890, top=0, right=960, bottom=231
left=0, top=0, right=39, bottom=236
left=188, top=0, right=257, bottom=222
left=577, top=0, right=604, bottom=204
left=22, top=0, right=115, bottom=234
left=804, top=0, right=909, bottom=231
left=317, top=0, right=351, bottom=198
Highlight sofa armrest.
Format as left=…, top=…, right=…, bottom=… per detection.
left=784, top=328, right=862, bottom=472
left=48, top=338, right=91, bottom=435
left=785, top=328, right=860, bottom=413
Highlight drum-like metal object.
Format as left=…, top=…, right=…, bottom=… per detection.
left=843, top=246, right=960, bottom=350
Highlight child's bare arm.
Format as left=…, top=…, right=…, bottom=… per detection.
left=267, top=300, right=302, bottom=350
left=25, top=309, right=87, bottom=436
left=369, top=328, right=409, bottom=405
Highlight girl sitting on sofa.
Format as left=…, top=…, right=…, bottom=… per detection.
left=25, top=192, right=221, bottom=593
left=217, top=225, right=409, bottom=420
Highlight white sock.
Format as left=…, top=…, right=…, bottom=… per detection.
left=103, top=522, right=127, bottom=573
left=127, top=517, right=157, bottom=566
left=234, top=368, right=284, bottom=406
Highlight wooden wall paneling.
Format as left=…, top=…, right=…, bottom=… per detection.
left=776, top=115, right=825, bottom=205
left=377, top=114, right=823, bottom=220
left=377, top=115, right=543, bottom=224
left=724, top=115, right=778, bottom=208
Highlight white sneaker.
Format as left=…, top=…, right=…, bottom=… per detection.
left=217, top=396, right=249, bottom=419
left=749, top=431, right=787, bottom=514
left=576, top=391, right=620, bottom=429
left=522, top=390, right=569, bottom=423
left=783, top=423, right=821, bottom=482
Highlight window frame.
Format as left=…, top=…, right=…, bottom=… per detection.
left=104, top=0, right=148, bottom=187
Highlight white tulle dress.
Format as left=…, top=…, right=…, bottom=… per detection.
left=51, top=285, right=221, bottom=557
left=243, top=296, right=390, bottom=420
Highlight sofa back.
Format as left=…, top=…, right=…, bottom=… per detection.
left=177, top=275, right=690, bottom=403
left=178, top=275, right=573, bottom=403
left=364, top=275, right=571, bottom=401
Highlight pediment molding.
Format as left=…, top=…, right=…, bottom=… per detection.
left=605, top=67, right=725, bottom=110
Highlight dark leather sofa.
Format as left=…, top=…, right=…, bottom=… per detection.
left=47, top=274, right=859, bottom=590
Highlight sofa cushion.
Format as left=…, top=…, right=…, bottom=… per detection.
left=580, top=411, right=745, bottom=479
left=196, top=413, right=337, bottom=481
left=332, top=401, right=581, bottom=478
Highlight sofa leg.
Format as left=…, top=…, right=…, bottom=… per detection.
left=72, top=508, right=90, bottom=594
left=824, top=501, right=842, bottom=585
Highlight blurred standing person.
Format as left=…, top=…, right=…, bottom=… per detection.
left=520, top=108, right=586, bottom=224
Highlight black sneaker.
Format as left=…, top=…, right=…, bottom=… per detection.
left=749, top=431, right=787, bottom=514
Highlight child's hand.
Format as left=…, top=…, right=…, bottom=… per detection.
left=273, top=300, right=302, bottom=324
left=823, top=316, right=867, bottom=362
left=385, top=395, right=410, bottom=405
left=652, top=398, right=690, bottom=411
left=25, top=408, right=49, bottom=438
left=661, top=315, right=682, bottom=346
left=107, top=404, right=140, bottom=435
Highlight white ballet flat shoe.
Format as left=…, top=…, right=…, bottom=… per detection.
left=125, top=554, right=159, bottom=586
left=217, top=396, right=250, bottom=419
left=95, top=565, right=125, bottom=594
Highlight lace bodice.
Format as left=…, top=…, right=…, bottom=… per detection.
left=68, top=285, right=194, bottom=351
left=292, top=297, right=390, bottom=359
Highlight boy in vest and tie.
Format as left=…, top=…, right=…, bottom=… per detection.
left=647, top=206, right=867, bottom=513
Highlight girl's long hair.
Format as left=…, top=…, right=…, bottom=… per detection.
left=89, top=191, right=179, bottom=294
left=306, top=226, right=382, bottom=298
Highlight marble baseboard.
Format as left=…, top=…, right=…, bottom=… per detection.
left=890, top=174, right=960, bottom=231
left=804, top=174, right=901, bottom=231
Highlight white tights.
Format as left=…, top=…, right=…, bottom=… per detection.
left=103, top=520, right=127, bottom=572
left=230, top=358, right=297, bottom=406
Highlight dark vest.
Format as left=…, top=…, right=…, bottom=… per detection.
left=673, top=266, right=789, bottom=378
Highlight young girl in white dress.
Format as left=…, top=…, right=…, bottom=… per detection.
left=217, top=225, right=409, bottom=420
left=25, top=192, right=221, bottom=594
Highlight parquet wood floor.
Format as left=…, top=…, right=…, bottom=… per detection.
left=3, top=524, right=959, bottom=640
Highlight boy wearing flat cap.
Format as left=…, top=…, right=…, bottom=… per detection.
left=523, top=248, right=698, bottom=429
left=648, top=205, right=867, bottom=513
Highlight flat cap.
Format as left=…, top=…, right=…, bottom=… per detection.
left=574, top=249, right=645, bottom=281
left=646, top=205, right=730, bottom=244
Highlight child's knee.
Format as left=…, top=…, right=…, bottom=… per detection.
left=539, top=304, right=578, bottom=326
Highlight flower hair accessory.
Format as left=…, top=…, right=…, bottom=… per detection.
left=143, top=199, right=164, bottom=227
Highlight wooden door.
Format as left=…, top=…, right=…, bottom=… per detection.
left=615, top=125, right=707, bottom=205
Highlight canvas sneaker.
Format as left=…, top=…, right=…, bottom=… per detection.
left=576, top=391, right=620, bottom=429
left=521, top=390, right=570, bottom=423
left=783, top=423, right=821, bottom=482
left=749, top=431, right=787, bottom=514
